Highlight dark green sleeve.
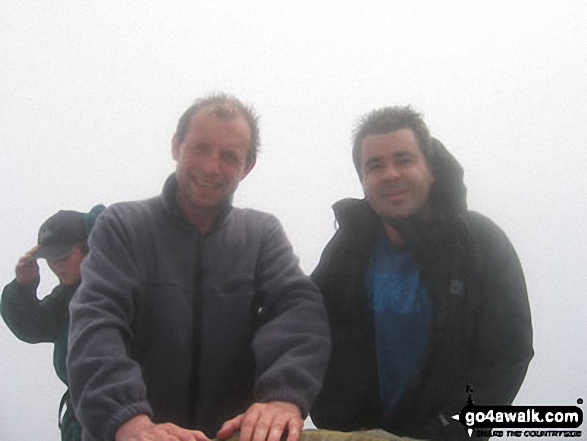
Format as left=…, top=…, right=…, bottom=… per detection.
left=1, top=278, right=68, bottom=343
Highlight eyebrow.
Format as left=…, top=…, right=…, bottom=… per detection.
left=363, top=150, right=415, bottom=164
left=393, top=151, right=416, bottom=160
left=363, top=156, right=384, bottom=167
left=187, top=140, right=209, bottom=149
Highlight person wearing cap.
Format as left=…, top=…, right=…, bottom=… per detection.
left=1, top=204, right=106, bottom=441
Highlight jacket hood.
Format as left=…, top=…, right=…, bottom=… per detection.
left=428, top=138, right=467, bottom=218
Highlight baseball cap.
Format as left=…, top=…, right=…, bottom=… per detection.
left=30, top=210, right=87, bottom=260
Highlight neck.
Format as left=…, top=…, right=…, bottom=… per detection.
left=175, top=194, right=220, bottom=235
left=380, top=204, right=437, bottom=247
left=186, top=211, right=216, bottom=234
left=382, top=222, right=405, bottom=246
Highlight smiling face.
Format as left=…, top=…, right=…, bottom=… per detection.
left=172, top=108, right=255, bottom=230
left=360, top=128, right=435, bottom=223
left=47, top=245, right=86, bottom=286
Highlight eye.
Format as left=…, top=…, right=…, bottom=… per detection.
left=366, top=161, right=383, bottom=172
left=365, top=161, right=383, bottom=172
left=395, top=154, right=415, bottom=166
left=190, top=142, right=210, bottom=155
left=221, top=151, right=240, bottom=166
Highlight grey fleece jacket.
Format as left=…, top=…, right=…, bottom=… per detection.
left=67, top=174, right=331, bottom=441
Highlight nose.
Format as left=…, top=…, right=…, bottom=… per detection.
left=200, top=150, right=222, bottom=176
left=47, top=259, right=63, bottom=276
left=382, top=163, right=401, bottom=181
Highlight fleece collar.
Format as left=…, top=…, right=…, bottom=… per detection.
left=160, top=173, right=233, bottom=235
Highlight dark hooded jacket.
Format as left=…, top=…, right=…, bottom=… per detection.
left=310, top=140, right=533, bottom=440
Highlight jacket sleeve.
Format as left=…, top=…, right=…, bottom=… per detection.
left=1, top=278, right=65, bottom=343
left=67, top=209, right=153, bottom=441
left=433, top=215, right=534, bottom=440
left=250, top=215, right=331, bottom=417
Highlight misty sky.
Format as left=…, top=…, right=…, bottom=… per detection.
left=1, top=2, right=586, bottom=440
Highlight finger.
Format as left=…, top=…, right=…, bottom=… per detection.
left=18, top=260, right=38, bottom=271
left=238, top=407, right=262, bottom=441
left=250, top=410, right=275, bottom=441
left=161, top=424, right=209, bottom=441
left=267, top=413, right=302, bottom=441
left=15, top=257, right=40, bottom=284
left=284, top=417, right=303, bottom=441
left=17, top=255, right=34, bottom=266
left=217, top=414, right=244, bottom=440
left=266, top=414, right=289, bottom=441
left=191, top=430, right=211, bottom=441
left=175, top=430, right=197, bottom=441
left=23, top=246, right=40, bottom=260
left=176, top=430, right=209, bottom=441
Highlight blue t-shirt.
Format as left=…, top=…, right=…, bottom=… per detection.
left=366, top=227, right=432, bottom=417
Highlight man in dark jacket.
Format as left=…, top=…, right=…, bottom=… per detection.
left=310, top=106, right=533, bottom=440
left=67, top=94, right=331, bottom=441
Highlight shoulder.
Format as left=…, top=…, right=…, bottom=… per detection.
left=231, top=206, right=276, bottom=222
left=95, top=197, right=164, bottom=231
left=88, top=197, right=171, bottom=252
left=103, top=197, right=161, bottom=221
left=229, top=207, right=282, bottom=234
left=465, top=211, right=517, bottom=253
left=463, top=211, right=524, bottom=281
left=223, top=208, right=300, bottom=274
left=311, top=203, right=377, bottom=284
left=229, top=209, right=295, bottom=255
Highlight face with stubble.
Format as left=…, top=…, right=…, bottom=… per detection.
left=172, top=109, right=255, bottom=226
left=360, top=128, right=435, bottom=223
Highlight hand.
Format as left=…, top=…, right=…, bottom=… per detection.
left=15, top=246, right=41, bottom=284
left=217, top=401, right=303, bottom=441
left=115, top=415, right=211, bottom=441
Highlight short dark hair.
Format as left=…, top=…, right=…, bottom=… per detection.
left=352, top=106, right=432, bottom=176
left=175, top=93, right=260, bottom=163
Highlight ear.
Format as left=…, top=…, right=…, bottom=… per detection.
left=240, top=158, right=256, bottom=181
left=171, top=133, right=180, bottom=161
left=426, top=161, right=435, bottom=184
left=358, top=166, right=367, bottom=186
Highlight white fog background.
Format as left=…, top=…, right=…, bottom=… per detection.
left=1, top=2, right=586, bottom=439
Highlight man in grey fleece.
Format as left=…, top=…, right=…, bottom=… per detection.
left=67, top=94, right=331, bottom=441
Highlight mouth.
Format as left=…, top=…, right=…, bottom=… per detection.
left=380, top=186, right=409, bottom=199
left=194, top=176, right=222, bottom=189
